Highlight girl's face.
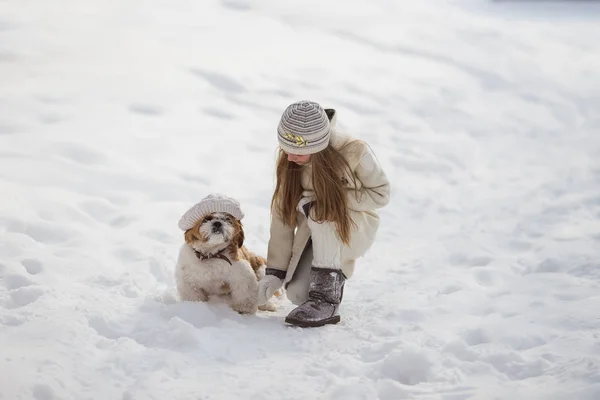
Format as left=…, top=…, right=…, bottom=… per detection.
left=286, top=152, right=311, bottom=165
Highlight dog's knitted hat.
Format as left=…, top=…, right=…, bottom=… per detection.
left=277, top=100, right=331, bottom=155
left=178, top=193, right=244, bottom=231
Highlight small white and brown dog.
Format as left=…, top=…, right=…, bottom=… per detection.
left=174, top=194, right=278, bottom=314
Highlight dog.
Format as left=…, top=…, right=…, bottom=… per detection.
left=175, top=210, right=278, bottom=314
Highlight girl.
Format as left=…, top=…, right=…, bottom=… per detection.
left=257, top=100, right=390, bottom=327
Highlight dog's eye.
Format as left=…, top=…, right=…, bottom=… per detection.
left=204, top=216, right=213, bottom=222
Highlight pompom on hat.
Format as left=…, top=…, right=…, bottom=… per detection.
left=178, top=193, right=244, bottom=231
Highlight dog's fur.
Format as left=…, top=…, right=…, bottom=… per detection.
left=175, top=211, right=278, bottom=314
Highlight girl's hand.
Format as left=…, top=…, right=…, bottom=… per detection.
left=257, top=274, right=284, bottom=305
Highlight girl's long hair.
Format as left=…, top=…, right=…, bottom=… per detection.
left=271, top=144, right=359, bottom=245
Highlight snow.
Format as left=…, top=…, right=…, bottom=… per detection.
left=1, top=0, right=600, bottom=399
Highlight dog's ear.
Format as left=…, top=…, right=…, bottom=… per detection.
left=184, top=228, right=195, bottom=244
left=234, top=220, right=245, bottom=248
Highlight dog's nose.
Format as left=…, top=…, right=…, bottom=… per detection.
left=213, top=221, right=222, bottom=229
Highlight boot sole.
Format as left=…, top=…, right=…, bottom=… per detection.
left=285, top=315, right=341, bottom=328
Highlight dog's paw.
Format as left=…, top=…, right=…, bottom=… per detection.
left=258, top=301, right=278, bottom=312
left=234, top=307, right=258, bottom=315
left=232, top=301, right=258, bottom=315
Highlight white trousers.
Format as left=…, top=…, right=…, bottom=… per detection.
left=286, top=218, right=345, bottom=305
left=307, top=218, right=342, bottom=269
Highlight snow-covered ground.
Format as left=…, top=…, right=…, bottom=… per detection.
left=1, top=0, right=600, bottom=399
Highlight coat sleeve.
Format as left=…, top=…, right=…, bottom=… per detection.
left=346, top=144, right=391, bottom=212
left=266, top=205, right=296, bottom=273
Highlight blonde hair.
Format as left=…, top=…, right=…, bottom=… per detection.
left=271, top=144, right=359, bottom=245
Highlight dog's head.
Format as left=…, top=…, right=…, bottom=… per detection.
left=184, top=212, right=244, bottom=253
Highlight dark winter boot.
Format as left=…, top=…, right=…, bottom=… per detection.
left=285, top=267, right=345, bottom=328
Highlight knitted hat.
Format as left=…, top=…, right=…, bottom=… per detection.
left=277, top=100, right=331, bottom=155
left=178, top=193, right=244, bottom=231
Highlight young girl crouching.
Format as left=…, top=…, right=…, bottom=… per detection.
left=257, top=100, right=391, bottom=328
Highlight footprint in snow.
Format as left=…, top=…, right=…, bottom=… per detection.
left=87, top=315, right=124, bottom=340
left=32, top=384, right=55, bottom=400
left=380, top=348, right=435, bottom=386
left=0, top=18, right=18, bottom=31
left=54, top=142, right=107, bottom=166
left=221, top=0, right=252, bottom=11
left=16, top=222, right=76, bottom=245
left=0, top=122, right=22, bottom=135
left=38, top=112, right=65, bottom=124
left=202, top=107, right=235, bottom=120
left=439, top=282, right=467, bottom=295
left=36, top=95, right=71, bottom=105
left=449, top=253, right=492, bottom=267
left=129, top=103, right=164, bottom=116
left=109, top=215, right=137, bottom=228
left=532, top=258, right=562, bottom=274
left=462, top=328, right=491, bottom=346
left=472, top=267, right=501, bottom=287
left=568, top=262, right=600, bottom=279
left=484, top=351, right=549, bottom=380
left=0, top=51, right=18, bottom=63
left=508, top=239, right=533, bottom=252
left=1, top=314, right=24, bottom=326
left=2, top=273, right=34, bottom=290
left=22, top=258, right=43, bottom=275
left=180, top=173, right=209, bottom=186
left=189, top=68, right=247, bottom=94
left=4, top=286, right=45, bottom=309
left=469, top=256, right=492, bottom=267
left=359, top=340, right=403, bottom=363
left=78, top=199, right=117, bottom=224
left=384, top=308, right=426, bottom=323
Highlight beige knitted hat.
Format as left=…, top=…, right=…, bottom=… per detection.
left=277, top=100, right=331, bottom=155
left=178, top=193, right=244, bottom=231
